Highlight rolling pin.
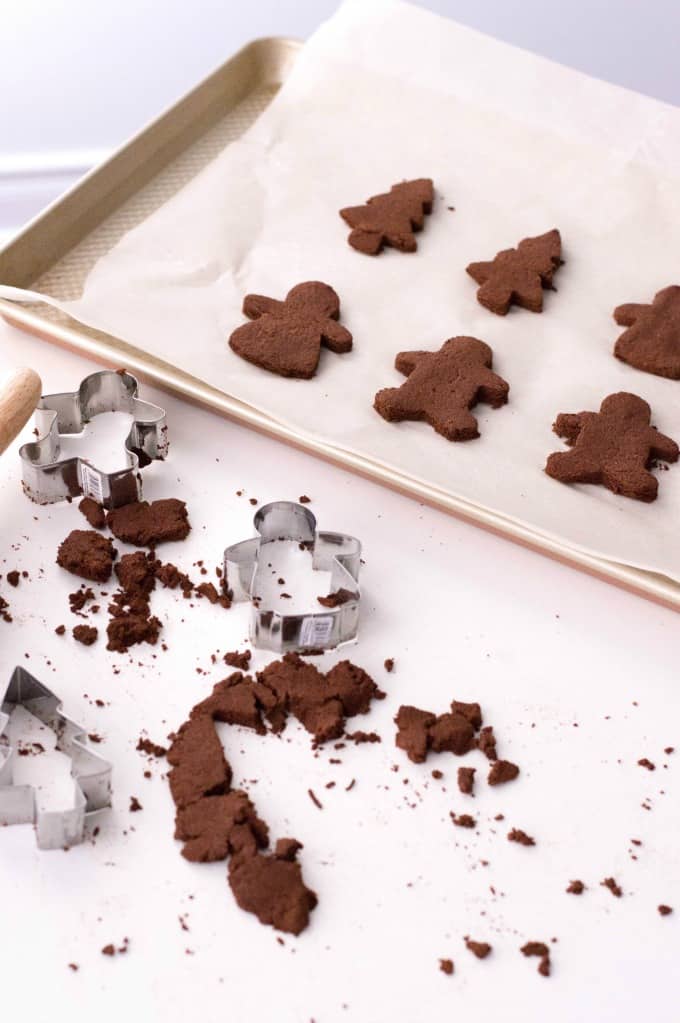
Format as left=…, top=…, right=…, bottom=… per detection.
left=0, top=368, right=42, bottom=456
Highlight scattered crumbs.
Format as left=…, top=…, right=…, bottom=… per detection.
left=249, top=498, right=258, bottom=506
left=68, top=963, right=79, bottom=972
left=101, top=945, right=116, bottom=957
left=299, top=495, right=311, bottom=504
left=439, top=958, right=454, bottom=975
left=637, top=758, right=655, bottom=771
left=601, top=877, right=622, bottom=898
left=431, top=769, right=443, bottom=780
left=136, top=737, right=168, bottom=757
left=308, top=788, right=323, bottom=810
left=384, top=658, right=394, bottom=673
left=345, top=779, right=356, bottom=791
left=566, top=880, right=585, bottom=894
left=129, top=796, right=143, bottom=813
left=658, top=904, right=673, bottom=916
left=55, top=624, right=66, bottom=635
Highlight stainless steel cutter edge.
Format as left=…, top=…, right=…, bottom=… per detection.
left=18, top=368, right=168, bottom=508
left=0, top=666, right=112, bottom=850
left=224, top=501, right=361, bottom=653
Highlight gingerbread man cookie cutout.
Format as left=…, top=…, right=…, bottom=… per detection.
left=339, top=178, right=435, bottom=255
left=466, top=229, right=562, bottom=315
left=229, top=282, right=352, bottom=379
left=545, top=392, right=678, bottom=502
left=613, top=285, right=680, bottom=380
left=374, top=336, right=509, bottom=441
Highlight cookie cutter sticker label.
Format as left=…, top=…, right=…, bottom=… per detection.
left=0, top=666, right=112, bottom=849
left=224, top=501, right=361, bottom=653
left=19, top=369, right=168, bottom=508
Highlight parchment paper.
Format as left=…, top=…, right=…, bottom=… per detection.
left=37, top=0, right=680, bottom=579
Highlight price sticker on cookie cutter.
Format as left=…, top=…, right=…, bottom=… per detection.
left=224, top=502, right=361, bottom=654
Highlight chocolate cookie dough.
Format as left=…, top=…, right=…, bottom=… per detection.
left=395, top=700, right=478, bottom=763
left=545, top=392, right=678, bottom=502
left=339, top=178, right=434, bottom=255
left=229, top=282, right=352, bottom=379
left=166, top=653, right=382, bottom=934
left=613, top=285, right=680, bottom=379
left=466, top=229, right=562, bottom=315
left=73, top=624, right=98, bottom=646
left=374, top=337, right=509, bottom=441
left=57, top=530, right=117, bottom=582
left=107, top=498, right=190, bottom=546
left=78, top=497, right=106, bottom=529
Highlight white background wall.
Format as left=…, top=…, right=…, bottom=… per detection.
left=1, top=0, right=679, bottom=234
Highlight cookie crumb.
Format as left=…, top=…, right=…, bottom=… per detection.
left=601, top=877, right=622, bottom=898
left=508, top=827, right=535, bottom=846
left=439, top=958, right=454, bottom=975
left=465, top=938, right=491, bottom=959
left=566, top=880, right=585, bottom=894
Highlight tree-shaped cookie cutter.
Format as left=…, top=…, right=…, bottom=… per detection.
left=224, top=501, right=361, bottom=653
left=18, top=369, right=168, bottom=508
left=0, top=666, right=112, bottom=849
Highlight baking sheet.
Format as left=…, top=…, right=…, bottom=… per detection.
left=12, top=0, right=680, bottom=581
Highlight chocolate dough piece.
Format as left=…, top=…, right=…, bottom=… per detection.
left=78, top=497, right=106, bottom=529
left=395, top=702, right=477, bottom=763
left=228, top=845, right=318, bottom=936
left=57, top=530, right=117, bottom=582
left=229, top=282, right=352, bottom=379
left=374, top=337, right=508, bottom=442
left=613, top=285, right=680, bottom=379
left=466, top=229, right=562, bottom=315
left=224, top=649, right=252, bottom=670
left=340, top=178, right=434, bottom=255
left=73, top=624, right=98, bottom=646
left=167, top=715, right=232, bottom=809
left=545, top=392, right=678, bottom=502
left=487, top=759, right=519, bottom=786
left=107, top=498, right=190, bottom=546
left=175, top=790, right=269, bottom=862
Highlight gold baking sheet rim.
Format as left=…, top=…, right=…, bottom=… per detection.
left=1, top=37, right=678, bottom=614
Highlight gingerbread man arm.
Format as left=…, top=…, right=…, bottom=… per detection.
left=475, top=367, right=510, bottom=408
left=613, top=302, right=648, bottom=327
left=321, top=320, right=353, bottom=354
left=647, top=427, right=679, bottom=464
left=553, top=412, right=589, bottom=445
left=243, top=294, right=284, bottom=319
left=394, top=351, right=431, bottom=377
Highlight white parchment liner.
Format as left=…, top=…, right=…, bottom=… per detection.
left=23, top=0, right=680, bottom=579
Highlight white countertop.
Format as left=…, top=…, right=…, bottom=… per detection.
left=0, top=314, right=678, bottom=1022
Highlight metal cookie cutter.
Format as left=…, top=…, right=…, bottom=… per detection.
left=224, top=501, right=361, bottom=653
left=19, top=369, right=168, bottom=508
left=0, top=666, right=112, bottom=849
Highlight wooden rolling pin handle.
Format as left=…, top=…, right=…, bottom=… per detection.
left=0, top=368, right=42, bottom=455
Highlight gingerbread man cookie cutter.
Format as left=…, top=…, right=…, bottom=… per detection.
left=18, top=369, right=168, bottom=508
left=224, top=502, right=361, bottom=653
left=0, top=666, right=112, bottom=849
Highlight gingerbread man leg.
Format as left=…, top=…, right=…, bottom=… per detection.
left=545, top=450, right=601, bottom=486
left=602, top=462, right=658, bottom=502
